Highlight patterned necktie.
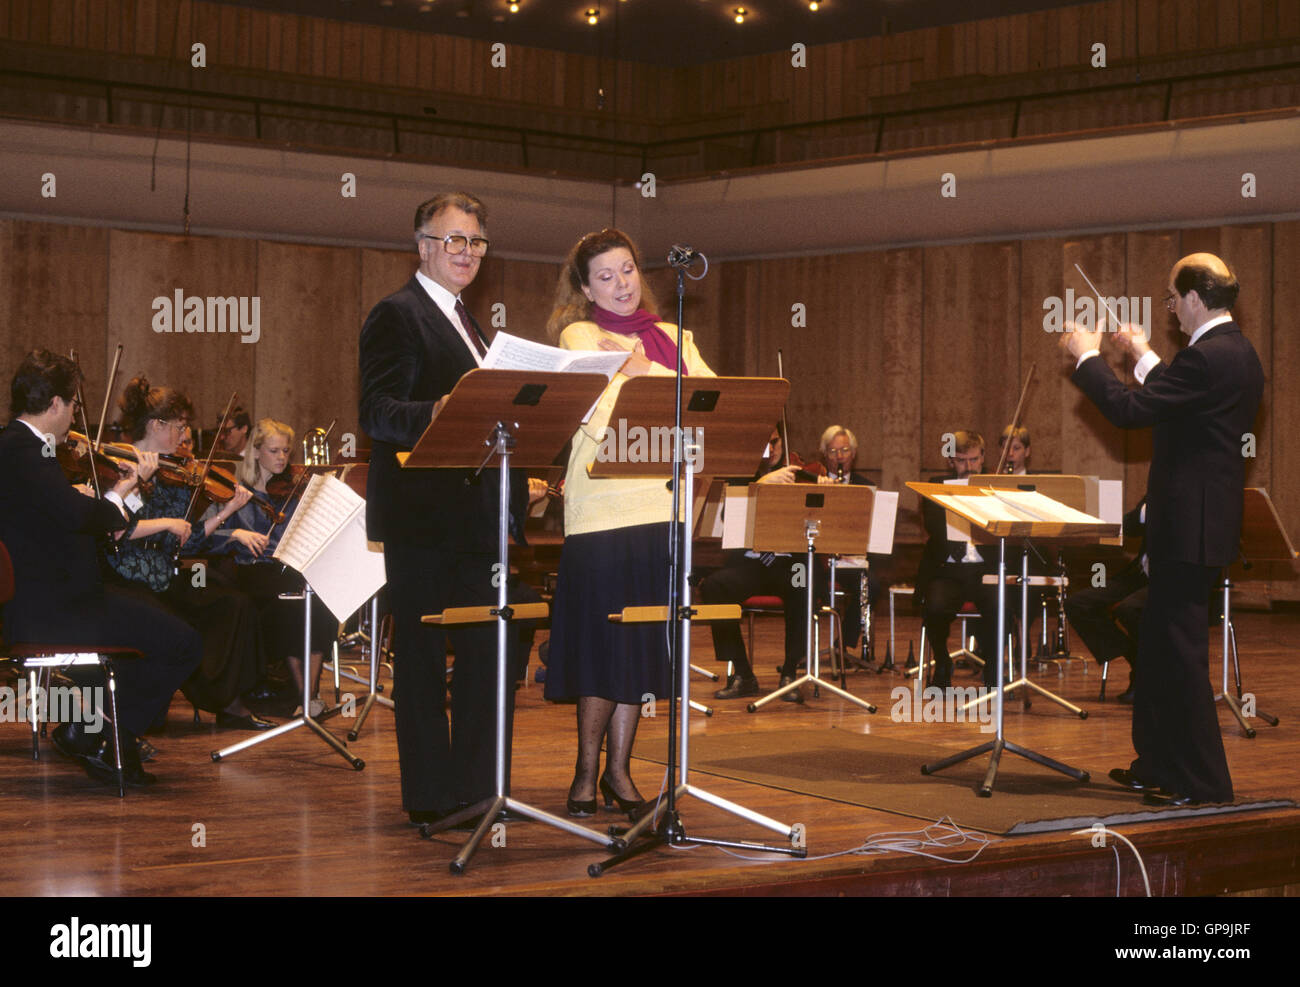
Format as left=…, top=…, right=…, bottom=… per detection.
left=455, top=298, right=487, bottom=359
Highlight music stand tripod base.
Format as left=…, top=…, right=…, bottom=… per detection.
left=590, top=604, right=807, bottom=876
left=748, top=519, right=878, bottom=716
left=212, top=584, right=364, bottom=770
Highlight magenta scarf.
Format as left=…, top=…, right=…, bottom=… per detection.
left=591, top=306, right=686, bottom=375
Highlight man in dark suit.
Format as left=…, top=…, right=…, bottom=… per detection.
left=0, top=350, right=201, bottom=786
left=359, top=192, right=530, bottom=826
left=915, top=429, right=1002, bottom=688
left=1064, top=252, right=1264, bottom=805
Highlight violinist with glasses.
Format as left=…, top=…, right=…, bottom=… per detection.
left=0, top=351, right=201, bottom=784
left=104, top=377, right=273, bottom=731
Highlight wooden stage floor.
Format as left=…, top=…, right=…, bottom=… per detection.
left=2, top=610, right=1298, bottom=901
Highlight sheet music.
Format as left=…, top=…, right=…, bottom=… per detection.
left=721, top=487, right=751, bottom=549
left=299, top=514, right=387, bottom=622
left=482, top=331, right=628, bottom=380
left=1099, top=479, right=1123, bottom=525
left=273, top=473, right=386, bottom=621
left=867, top=490, right=899, bottom=554
left=942, top=476, right=973, bottom=541
left=935, top=489, right=1106, bottom=527
left=275, top=474, right=358, bottom=573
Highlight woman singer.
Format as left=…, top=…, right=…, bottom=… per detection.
left=543, top=228, right=715, bottom=820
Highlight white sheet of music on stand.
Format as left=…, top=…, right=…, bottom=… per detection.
left=273, top=472, right=387, bottom=622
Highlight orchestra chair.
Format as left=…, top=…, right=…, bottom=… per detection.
left=0, top=539, right=132, bottom=797
left=885, top=583, right=914, bottom=669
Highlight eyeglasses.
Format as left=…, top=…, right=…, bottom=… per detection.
left=1163, top=291, right=1179, bottom=311
left=156, top=418, right=188, bottom=433
left=419, top=232, right=490, bottom=257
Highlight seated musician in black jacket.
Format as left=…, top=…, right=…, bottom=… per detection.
left=0, top=350, right=201, bottom=786
left=915, top=429, right=1001, bottom=688
left=699, top=427, right=804, bottom=700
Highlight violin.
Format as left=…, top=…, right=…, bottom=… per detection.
left=787, top=448, right=827, bottom=484
left=58, top=430, right=138, bottom=491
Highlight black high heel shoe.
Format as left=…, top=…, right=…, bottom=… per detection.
left=599, top=774, right=647, bottom=818
left=566, top=777, right=597, bottom=817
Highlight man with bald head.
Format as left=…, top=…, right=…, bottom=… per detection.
left=1063, top=252, right=1263, bottom=805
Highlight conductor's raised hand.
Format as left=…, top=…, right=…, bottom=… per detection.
left=1113, top=322, right=1154, bottom=361
left=1059, top=320, right=1104, bottom=361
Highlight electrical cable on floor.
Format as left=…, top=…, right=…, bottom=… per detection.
left=1071, top=824, right=1151, bottom=896
left=682, top=815, right=1001, bottom=864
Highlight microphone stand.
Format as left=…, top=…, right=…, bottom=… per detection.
left=591, top=247, right=803, bottom=876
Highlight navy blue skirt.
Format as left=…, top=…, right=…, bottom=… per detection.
left=544, top=522, right=673, bottom=704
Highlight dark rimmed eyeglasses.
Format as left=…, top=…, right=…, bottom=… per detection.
left=419, top=232, right=490, bottom=257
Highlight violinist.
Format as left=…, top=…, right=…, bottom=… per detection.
left=105, top=377, right=274, bottom=731
left=915, top=429, right=1002, bottom=688
left=216, top=407, right=251, bottom=458
left=699, top=426, right=806, bottom=701
left=206, top=418, right=338, bottom=717
left=0, top=351, right=201, bottom=785
left=998, top=425, right=1032, bottom=475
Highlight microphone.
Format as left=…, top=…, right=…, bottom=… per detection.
left=667, top=244, right=704, bottom=269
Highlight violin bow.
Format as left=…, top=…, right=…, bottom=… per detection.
left=184, top=392, right=239, bottom=522
left=776, top=349, right=791, bottom=469
left=995, top=362, right=1036, bottom=476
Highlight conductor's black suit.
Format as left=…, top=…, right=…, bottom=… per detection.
left=1072, top=321, right=1263, bottom=802
left=359, top=275, right=523, bottom=815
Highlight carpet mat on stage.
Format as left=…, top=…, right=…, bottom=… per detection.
left=633, top=727, right=1297, bottom=835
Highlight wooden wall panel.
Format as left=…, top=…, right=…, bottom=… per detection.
left=920, top=243, right=1019, bottom=474
left=0, top=221, right=111, bottom=416
left=359, top=247, right=414, bottom=322
left=1055, top=234, right=1128, bottom=488
left=715, top=259, right=762, bottom=380
left=1266, top=220, right=1300, bottom=598
left=106, top=230, right=257, bottom=435
left=878, top=248, right=925, bottom=501
left=253, top=241, right=359, bottom=446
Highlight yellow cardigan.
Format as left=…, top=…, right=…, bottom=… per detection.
left=558, top=320, right=715, bottom=536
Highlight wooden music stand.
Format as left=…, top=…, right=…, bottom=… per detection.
left=402, top=368, right=619, bottom=874
left=907, top=482, right=1118, bottom=796
left=585, top=376, right=805, bottom=875
left=744, top=483, right=880, bottom=714
left=1218, top=488, right=1296, bottom=736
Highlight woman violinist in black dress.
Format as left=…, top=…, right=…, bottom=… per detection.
left=106, top=376, right=273, bottom=729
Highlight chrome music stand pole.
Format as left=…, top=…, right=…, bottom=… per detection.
left=347, top=593, right=394, bottom=742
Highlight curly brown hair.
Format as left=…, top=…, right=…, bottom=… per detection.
left=545, top=228, right=662, bottom=341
